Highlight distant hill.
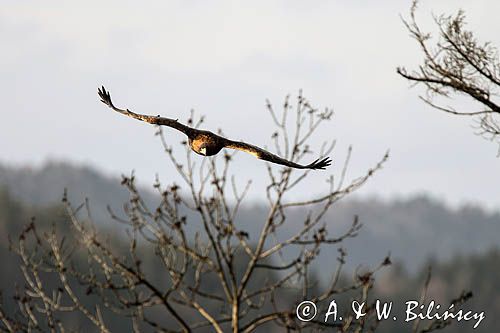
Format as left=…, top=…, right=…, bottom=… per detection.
left=328, top=196, right=500, bottom=270
left=1, top=160, right=499, bottom=272
left=0, top=161, right=159, bottom=224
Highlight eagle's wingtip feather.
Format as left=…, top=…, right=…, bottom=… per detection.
left=308, top=157, right=332, bottom=170
left=98, top=86, right=113, bottom=107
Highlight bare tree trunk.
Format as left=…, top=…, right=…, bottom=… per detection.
left=232, top=297, right=239, bottom=333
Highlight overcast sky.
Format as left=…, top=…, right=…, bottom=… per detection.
left=2, top=0, right=500, bottom=210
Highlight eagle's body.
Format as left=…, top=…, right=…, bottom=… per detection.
left=189, top=131, right=224, bottom=156
left=98, top=86, right=331, bottom=170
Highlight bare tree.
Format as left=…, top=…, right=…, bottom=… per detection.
left=397, top=0, right=500, bottom=149
left=1, top=91, right=464, bottom=332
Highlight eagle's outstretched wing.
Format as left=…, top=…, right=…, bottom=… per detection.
left=224, top=140, right=331, bottom=170
left=98, top=86, right=193, bottom=136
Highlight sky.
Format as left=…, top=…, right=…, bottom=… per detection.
left=2, top=0, right=500, bottom=210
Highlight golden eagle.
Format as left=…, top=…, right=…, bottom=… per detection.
left=98, top=86, right=331, bottom=170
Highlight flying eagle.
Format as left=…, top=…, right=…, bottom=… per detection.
left=98, top=86, right=331, bottom=170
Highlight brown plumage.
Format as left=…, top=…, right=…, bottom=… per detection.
left=98, top=86, right=332, bottom=170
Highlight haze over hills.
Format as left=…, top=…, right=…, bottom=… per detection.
left=0, top=160, right=498, bottom=272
